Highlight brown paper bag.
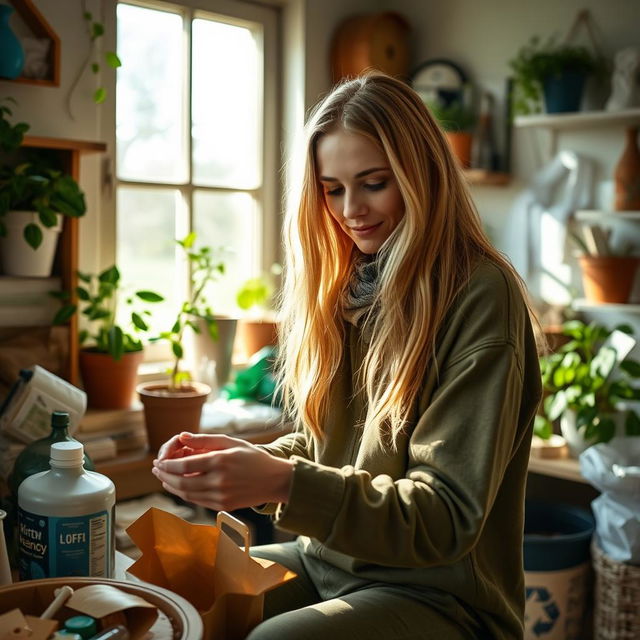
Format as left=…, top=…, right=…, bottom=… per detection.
left=126, top=508, right=296, bottom=640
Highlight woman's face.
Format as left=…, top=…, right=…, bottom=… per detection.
left=316, top=128, right=405, bottom=254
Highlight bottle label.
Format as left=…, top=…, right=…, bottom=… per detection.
left=18, top=507, right=113, bottom=580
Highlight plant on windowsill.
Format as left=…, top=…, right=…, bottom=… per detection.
left=509, top=35, right=604, bottom=116
left=137, top=232, right=229, bottom=451
left=52, top=264, right=164, bottom=409
left=0, top=98, right=87, bottom=277
left=535, top=319, right=640, bottom=458
left=234, top=263, right=282, bottom=362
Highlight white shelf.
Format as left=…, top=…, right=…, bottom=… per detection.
left=575, top=210, right=640, bottom=223
left=572, top=299, right=640, bottom=313
left=514, top=108, right=640, bottom=131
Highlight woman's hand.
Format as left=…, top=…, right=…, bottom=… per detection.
left=151, top=432, right=294, bottom=512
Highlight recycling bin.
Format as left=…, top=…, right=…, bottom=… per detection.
left=523, top=501, right=595, bottom=640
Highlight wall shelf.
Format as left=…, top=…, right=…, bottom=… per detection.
left=528, top=455, right=586, bottom=484
left=515, top=108, right=640, bottom=131
left=463, top=169, right=511, bottom=186
left=572, top=299, right=640, bottom=313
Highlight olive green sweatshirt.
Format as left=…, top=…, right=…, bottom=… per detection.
left=260, top=259, right=542, bottom=639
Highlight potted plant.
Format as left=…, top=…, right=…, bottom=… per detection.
left=426, top=97, right=476, bottom=168
left=52, top=265, right=164, bottom=409
left=570, top=226, right=640, bottom=304
left=235, top=263, right=281, bottom=362
left=0, top=99, right=87, bottom=276
left=137, top=233, right=228, bottom=451
left=536, top=319, right=640, bottom=457
left=509, top=35, right=603, bottom=115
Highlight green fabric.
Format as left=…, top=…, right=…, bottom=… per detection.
left=259, top=259, right=542, bottom=639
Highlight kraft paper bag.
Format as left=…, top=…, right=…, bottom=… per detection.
left=126, top=507, right=296, bottom=640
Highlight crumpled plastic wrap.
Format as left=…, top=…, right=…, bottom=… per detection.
left=580, top=437, right=640, bottom=564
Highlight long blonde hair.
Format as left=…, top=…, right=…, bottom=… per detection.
left=278, top=72, right=528, bottom=444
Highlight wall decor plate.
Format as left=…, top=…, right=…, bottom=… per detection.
left=411, top=58, right=467, bottom=106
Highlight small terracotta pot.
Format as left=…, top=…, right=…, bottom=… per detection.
left=79, top=349, right=144, bottom=409
left=235, top=319, right=278, bottom=361
left=579, top=255, right=640, bottom=304
left=446, top=132, right=473, bottom=168
left=137, top=381, right=211, bottom=452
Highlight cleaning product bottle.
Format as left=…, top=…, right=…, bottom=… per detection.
left=9, top=410, right=94, bottom=498
left=17, top=441, right=115, bottom=580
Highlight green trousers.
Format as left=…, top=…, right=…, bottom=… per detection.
left=247, top=541, right=484, bottom=640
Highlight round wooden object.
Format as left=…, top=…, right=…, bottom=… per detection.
left=0, top=577, right=203, bottom=640
left=330, top=12, right=410, bottom=82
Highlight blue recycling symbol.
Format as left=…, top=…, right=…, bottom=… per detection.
left=525, top=586, right=560, bottom=636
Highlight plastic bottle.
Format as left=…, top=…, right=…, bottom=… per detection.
left=9, top=410, right=95, bottom=498
left=17, top=441, right=115, bottom=580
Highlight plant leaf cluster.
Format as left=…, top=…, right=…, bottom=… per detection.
left=536, top=320, right=640, bottom=445
left=83, top=8, right=122, bottom=104
left=426, top=99, right=476, bottom=133
left=236, top=263, right=281, bottom=312
left=0, top=99, right=86, bottom=249
left=158, top=233, right=227, bottom=390
left=52, top=265, right=163, bottom=360
left=509, top=35, right=602, bottom=115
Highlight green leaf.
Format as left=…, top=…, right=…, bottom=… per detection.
left=99, top=265, right=120, bottom=284
left=547, top=392, right=567, bottom=421
left=79, top=329, right=89, bottom=344
left=625, top=411, right=640, bottom=436
left=108, top=326, right=124, bottom=360
left=91, top=63, right=99, bottom=74
left=179, top=232, right=196, bottom=249
left=131, top=312, right=148, bottom=331
left=105, top=51, right=122, bottom=68
left=171, top=320, right=181, bottom=334
left=52, top=304, right=77, bottom=325
left=615, top=324, right=635, bottom=335
left=94, top=87, right=107, bottom=104
left=594, top=417, right=616, bottom=444
left=534, top=415, right=553, bottom=439
left=24, top=223, right=42, bottom=249
left=590, top=346, right=617, bottom=380
left=91, top=22, right=105, bottom=39
left=620, top=359, right=640, bottom=378
left=136, top=290, right=164, bottom=302
left=77, top=271, right=92, bottom=283
left=38, top=208, right=58, bottom=228
left=76, top=286, right=90, bottom=301
left=172, top=341, right=183, bottom=358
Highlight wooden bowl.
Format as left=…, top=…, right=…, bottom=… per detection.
left=0, top=577, right=203, bottom=639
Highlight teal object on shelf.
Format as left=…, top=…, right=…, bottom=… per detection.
left=0, top=5, right=24, bottom=80
left=222, top=346, right=281, bottom=406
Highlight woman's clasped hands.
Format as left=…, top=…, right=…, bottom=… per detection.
left=152, top=432, right=294, bottom=512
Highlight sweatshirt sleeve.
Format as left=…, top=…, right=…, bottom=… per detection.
left=273, top=338, right=536, bottom=567
left=257, top=427, right=313, bottom=460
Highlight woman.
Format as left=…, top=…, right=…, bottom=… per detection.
left=153, top=72, right=542, bottom=639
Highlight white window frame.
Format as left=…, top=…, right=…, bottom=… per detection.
left=100, top=0, right=280, bottom=364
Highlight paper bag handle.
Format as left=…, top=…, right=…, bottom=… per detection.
left=216, top=511, right=251, bottom=554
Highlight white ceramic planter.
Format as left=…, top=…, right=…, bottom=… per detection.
left=0, top=211, right=62, bottom=277
left=560, top=409, right=627, bottom=458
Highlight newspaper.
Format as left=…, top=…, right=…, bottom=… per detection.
left=0, top=365, right=86, bottom=443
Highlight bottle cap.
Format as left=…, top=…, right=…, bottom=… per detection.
left=50, top=441, right=84, bottom=466
left=51, top=410, right=70, bottom=428
left=64, top=616, right=98, bottom=639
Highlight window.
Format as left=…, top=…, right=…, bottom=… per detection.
left=115, top=0, right=279, bottom=340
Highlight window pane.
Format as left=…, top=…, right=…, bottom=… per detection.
left=193, top=190, right=257, bottom=314
left=116, top=187, right=182, bottom=333
left=116, top=4, right=186, bottom=183
left=192, top=18, right=261, bottom=189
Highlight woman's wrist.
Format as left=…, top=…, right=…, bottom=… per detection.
left=270, top=457, right=295, bottom=504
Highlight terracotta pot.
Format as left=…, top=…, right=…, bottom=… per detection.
left=613, top=127, right=640, bottom=211
left=446, top=132, right=473, bottom=168
left=137, top=381, right=210, bottom=452
left=79, top=349, right=144, bottom=409
left=579, top=255, right=640, bottom=303
left=235, top=318, right=278, bottom=361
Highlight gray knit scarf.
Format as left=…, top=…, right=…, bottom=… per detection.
left=342, top=255, right=381, bottom=332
